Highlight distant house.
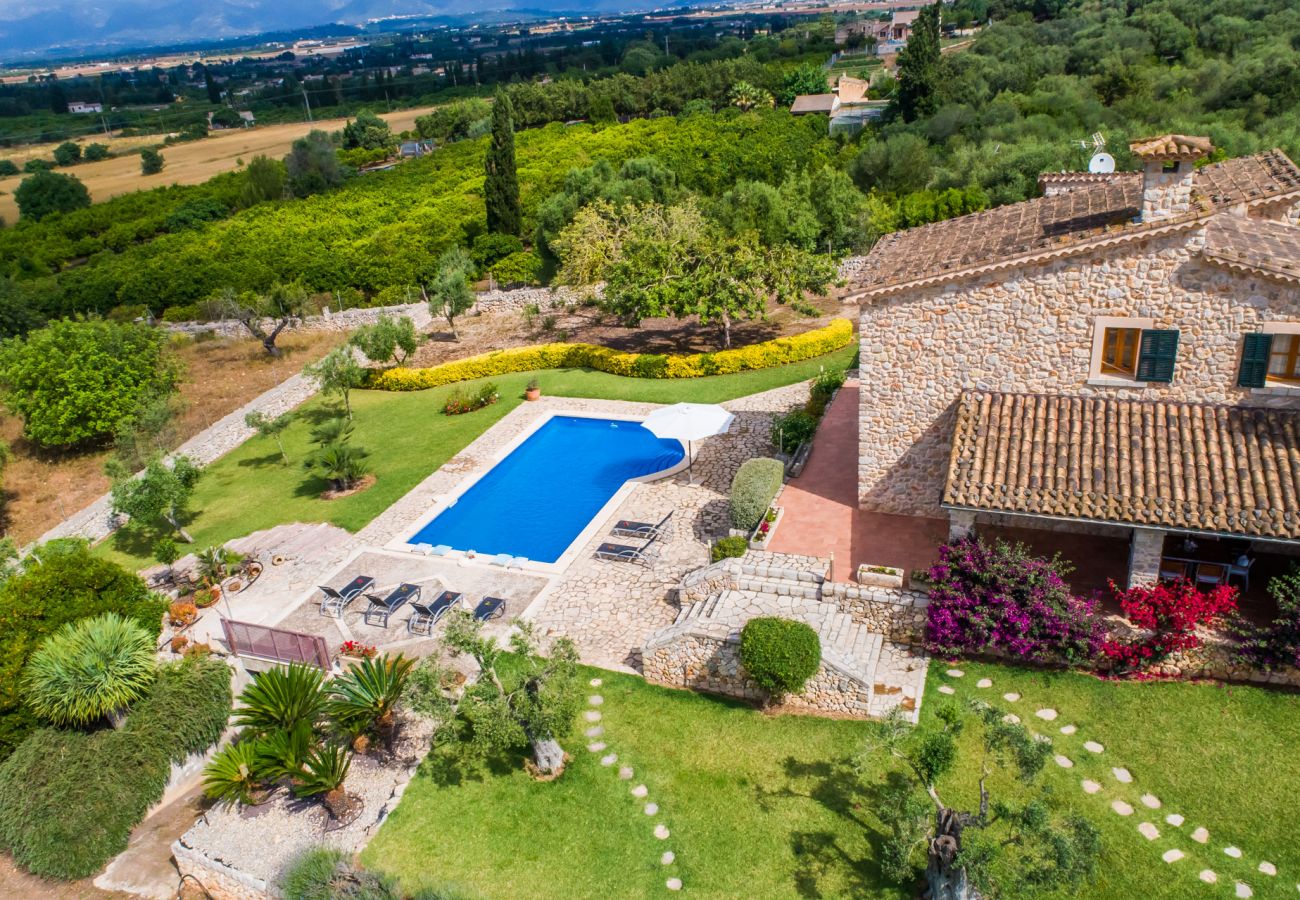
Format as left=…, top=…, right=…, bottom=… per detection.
left=399, top=141, right=434, bottom=159
left=790, top=75, right=884, bottom=135
left=68, top=101, right=102, bottom=114
left=239, top=111, right=255, bottom=126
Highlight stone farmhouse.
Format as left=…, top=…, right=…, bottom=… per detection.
left=846, top=135, right=1300, bottom=592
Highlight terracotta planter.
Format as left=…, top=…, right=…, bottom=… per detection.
left=525, top=388, right=541, bottom=401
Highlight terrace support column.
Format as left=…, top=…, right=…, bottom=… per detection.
left=947, top=509, right=977, bottom=542
left=1128, top=527, right=1166, bottom=588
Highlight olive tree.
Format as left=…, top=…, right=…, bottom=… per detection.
left=244, top=410, right=294, bottom=463
left=208, top=283, right=309, bottom=356
left=349, top=315, right=418, bottom=365
left=109, top=455, right=202, bottom=543
left=305, top=347, right=366, bottom=419
left=422, top=248, right=476, bottom=340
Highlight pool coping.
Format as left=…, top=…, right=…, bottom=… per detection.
left=384, top=409, right=691, bottom=576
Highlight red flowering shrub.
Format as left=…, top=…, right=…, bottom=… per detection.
left=340, top=640, right=378, bottom=658
left=1102, top=578, right=1238, bottom=672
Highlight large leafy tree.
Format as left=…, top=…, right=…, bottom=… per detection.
left=238, top=154, right=286, bottom=207
left=894, top=1, right=944, bottom=122
left=285, top=129, right=344, bottom=198
left=340, top=109, right=395, bottom=152
left=0, top=320, right=178, bottom=449
left=484, top=92, right=521, bottom=235
left=351, top=315, right=419, bottom=366
left=207, top=283, right=309, bottom=356
left=109, top=454, right=202, bottom=542
left=860, top=702, right=1100, bottom=900
left=14, top=169, right=90, bottom=221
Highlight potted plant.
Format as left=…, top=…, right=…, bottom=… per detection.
left=525, top=377, right=541, bottom=401
left=193, top=585, right=222, bottom=608
left=338, top=640, right=378, bottom=670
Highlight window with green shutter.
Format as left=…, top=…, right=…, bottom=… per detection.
left=1135, top=329, right=1180, bottom=383
left=1237, top=333, right=1273, bottom=388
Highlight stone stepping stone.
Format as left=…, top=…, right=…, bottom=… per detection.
left=661, top=851, right=675, bottom=865
left=588, top=742, right=607, bottom=753
left=1140, top=793, right=1161, bottom=809
left=1111, top=800, right=1134, bottom=816
left=1082, top=780, right=1102, bottom=794
left=588, top=695, right=604, bottom=706
left=1225, top=847, right=1243, bottom=859
left=600, top=753, right=617, bottom=767
left=1083, top=741, right=1104, bottom=753
left=1138, top=822, right=1159, bottom=840
left=1035, top=708, right=1058, bottom=721
left=1111, top=767, right=1133, bottom=784
left=654, top=824, right=670, bottom=840
left=945, top=668, right=965, bottom=677
left=618, top=766, right=634, bottom=780
left=938, top=685, right=956, bottom=695
left=590, top=678, right=602, bottom=687
left=1002, top=692, right=1021, bottom=702
left=644, top=803, right=659, bottom=816
left=1259, top=862, right=1277, bottom=876
left=1200, top=870, right=1218, bottom=884
left=977, top=678, right=993, bottom=688
left=1235, top=883, right=1253, bottom=898
left=1163, top=849, right=1185, bottom=864
left=1003, top=714, right=1020, bottom=724
left=666, top=878, right=682, bottom=891
left=584, top=710, right=602, bottom=722
left=1059, top=724, right=1077, bottom=735
left=1166, top=814, right=1185, bottom=827
left=1192, top=827, right=1209, bottom=844
left=585, top=726, right=604, bottom=738
left=632, top=784, right=648, bottom=798
left=1054, top=755, right=1073, bottom=769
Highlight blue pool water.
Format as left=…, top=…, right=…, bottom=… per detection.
left=408, top=415, right=684, bottom=563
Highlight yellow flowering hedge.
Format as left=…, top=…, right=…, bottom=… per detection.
left=368, top=318, right=854, bottom=391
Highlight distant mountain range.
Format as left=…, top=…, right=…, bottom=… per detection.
left=0, top=0, right=657, bottom=63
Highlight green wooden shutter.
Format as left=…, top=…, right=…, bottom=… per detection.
left=1135, top=329, right=1180, bottom=383
left=1237, top=333, right=1273, bottom=388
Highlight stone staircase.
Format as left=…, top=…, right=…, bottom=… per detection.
left=647, top=551, right=928, bottom=722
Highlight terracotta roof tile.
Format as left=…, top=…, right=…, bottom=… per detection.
left=944, top=391, right=1300, bottom=540
left=1202, top=214, right=1300, bottom=283
left=790, top=93, right=835, bottom=114
left=1129, top=134, right=1214, bottom=161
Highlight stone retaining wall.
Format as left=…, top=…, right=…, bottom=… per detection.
left=823, top=582, right=928, bottom=645
left=172, top=841, right=268, bottom=900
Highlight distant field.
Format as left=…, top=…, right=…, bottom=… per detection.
left=0, top=105, right=438, bottom=225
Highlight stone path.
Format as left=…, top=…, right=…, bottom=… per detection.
left=933, top=668, right=1289, bottom=897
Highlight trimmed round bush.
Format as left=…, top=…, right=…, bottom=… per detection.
left=711, top=536, right=749, bottom=562
left=24, top=613, right=156, bottom=727
left=739, top=617, right=821, bottom=701
left=729, top=457, right=784, bottom=531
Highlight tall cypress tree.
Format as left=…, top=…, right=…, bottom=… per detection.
left=484, top=92, right=521, bottom=236
left=204, top=66, right=221, bottom=104
left=894, top=1, right=942, bottom=123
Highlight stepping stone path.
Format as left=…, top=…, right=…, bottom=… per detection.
left=1236, top=883, right=1253, bottom=898
left=1166, top=814, right=1185, bottom=827
left=1112, top=767, right=1133, bottom=784
left=1003, top=714, right=1021, bottom=724
left=584, top=710, right=602, bottom=723
left=1082, top=780, right=1102, bottom=794
left=1225, top=847, right=1243, bottom=859
left=1059, top=724, right=1077, bottom=735
left=1163, top=849, right=1185, bottom=864
left=977, top=678, right=993, bottom=688
left=654, top=825, right=670, bottom=840
left=1200, top=871, right=1218, bottom=884
left=600, top=754, right=617, bottom=767
left=1111, top=800, right=1134, bottom=816
left=1083, top=741, right=1105, bottom=753
left=1258, top=862, right=1276, bottom=876
left=645, top=803, right=659, bottom=816
left=588, top=695, right=604, bottom=706
left=1140, top=794, right=1161, bottom=809
left=1138, top=822, right=1159, bottom=840
left=588, top=742, right=607, bottom=753
left=661, top=852, right=675, bottom=865
left=1035, top=708, right=1058, bottom=721
left=1054, top=755, right=1073, bottom=769
left=666, top=878, right=682, bottom=891
left=1003, top=692, right=1021, bottom=702
left=938, top=685, right=956, bottom=695
left=585, top=726, right=604, bottom=738
left=590, top=678, right=602, bottom=687
left=618, top=766, right=634, bottom=780
left=1192, top=827, right=1209, bottom=844
left=632, top=785, right=648, bottom=798
left=946, top=669, right=964, bottom=677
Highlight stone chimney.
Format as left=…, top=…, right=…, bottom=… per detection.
left=1128, top=134, right=1214, bottom=222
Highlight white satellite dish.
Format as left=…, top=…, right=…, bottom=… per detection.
left=1089, top=152, right=1116, bottom=174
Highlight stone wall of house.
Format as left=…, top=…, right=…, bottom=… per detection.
left=822, top=582, right=928, bottom=645
left=642, top=632, right=875, bottom=717
left=857, top=224, right=1300, bottom=516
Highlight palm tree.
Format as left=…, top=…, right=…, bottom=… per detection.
left=24, top=613, right=155, bottom=728
left=233, top=663, right=327, bottom=736
left=327, top=654, right=415, bottom=748
left=729, top=81, right=775, bottom=112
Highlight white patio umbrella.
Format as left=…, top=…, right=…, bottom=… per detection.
left=641, top=402, right=735, bottom=484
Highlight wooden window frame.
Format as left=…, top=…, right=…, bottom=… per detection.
left=1261, top=323, right=1300, bottom=387
left=1089, top=316, right=1154, bottom=384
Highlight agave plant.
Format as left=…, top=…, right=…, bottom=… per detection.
left=294, top=743, right=353, bottom=817
left=254, top=720, right=317, bottom=783
left=233, top=663, right=326, bottom=735
left=327, top=653, right=415, bottom=743
left=196, top=544, right=239, bottom=583
left=24, top=612, right=155, bottom=728
left=203, top=741, right=263, bottom=807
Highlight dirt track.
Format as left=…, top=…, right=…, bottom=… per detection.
left=0, top=105, right=438, bottom=225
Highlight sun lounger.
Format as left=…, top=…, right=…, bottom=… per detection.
left=594, top=535, right=660, bottom=567
left=362, top=583, right=421, bottom=628
left=472, top=597, right=506, bottom=622
left=611, top=511, right=672, bottom=541
left=407, top=590, right=462, bottom=635
left=487, top=553, right=513, bottom=567
left=319, top=576, right=375, bottom=617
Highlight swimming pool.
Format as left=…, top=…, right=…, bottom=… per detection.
left=406, top=415, right=685, bottom=564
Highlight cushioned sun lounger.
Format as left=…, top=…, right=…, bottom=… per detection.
left=594, top=535, right=660, bottom=567
left=407, top=590, right=462, bottom=635
left=362, top=583, right=420, bottom=628
left=487, top=553, right=513, bottom=567
left=472, top=596, right=506, bottom=622
left=319, top=575, right=375, bottom=617
left=611, top=511, right=672, bottom=541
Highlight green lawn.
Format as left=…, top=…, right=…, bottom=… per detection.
left=363, top=661, right=1300, bottom=900
left=98, top=347, right=855, bottom=569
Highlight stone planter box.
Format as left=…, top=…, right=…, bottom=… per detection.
left=856, top=564, right=905, bottom=589
left=749, top=505, right=784, bottom=551
left=338, top=652, right=376, bottom=672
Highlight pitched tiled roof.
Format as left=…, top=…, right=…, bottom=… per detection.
left=1129, top=134, right=1214, bottom=161
left=850, top=150, right=1300, bottom=295
left=1202, top=214, right=1300, bottom=284
left=944, top=391, right=1300, bottom=540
